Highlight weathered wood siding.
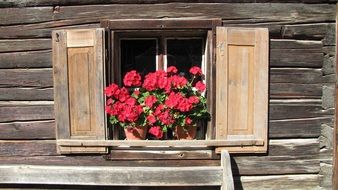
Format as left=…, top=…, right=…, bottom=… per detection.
left=0, top=1, right=336, bottom=190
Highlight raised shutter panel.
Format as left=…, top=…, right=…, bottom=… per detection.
left=215, top=27, right=269, bottom=153
left=52, top=29, right=107, bottom=154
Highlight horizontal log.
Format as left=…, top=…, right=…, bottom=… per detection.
left=0, top=50, right=51, bottom=68
left=282, top=23, right=331, bottom=40
left=269, top=102, right=332, bottom=120
left=0, top=23, right=100, bottom=39
left=270, top=39, right=322, bottom=49
left=233, top=155, right=320, bottom=175
left=238, top=174, right=319, bottom=190
left=0, top=4, right=334, bottom=26
left=270, top=68, right=322, bottom=84
left=0, top=165, right=223, bottom=186
left=0, top=0, right=337, bottom=8
left=0, top=156, right=221, bottom=166
left=270, top=83, right=322, bottom=99
left=0, top=140, right=57, bottom=156
left=0, top=120, right=55, bottom=140
left=0, top=104, right=54, bottom=122
left=0, top=88, right=53, bottom=101
left=270, top=51, right=323, bottom=68
left=0, top=39, right=51, bottom=53
left=0, top=69, right=53, bottom=88
left=269, top=117, right=332, bottom=138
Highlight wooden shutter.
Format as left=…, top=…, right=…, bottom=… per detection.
left=215, top=27, right=269, bottom=153
left=52, top=29, right=107, bottom=154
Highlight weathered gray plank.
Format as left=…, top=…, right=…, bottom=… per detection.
left=0, top=104, right=54, bottom=122
left=0, top=39, right=51, bottom=53
left=0, top=50, right=51, bottom=68
left=269, top=117, right=332, bottom=138
left=270, top=50, right=323, bottom=68
left=270, top=83, right=322, bottom=99
left=237, top=174, right=319, bottom=190
left=282, top=23, right=333, bottom=40
left=0, top=69, right=52, bottom=88
left=0, top=165, right=223, bottom=186
left=0, top=23, right=100, bottom=39
left=0, top=88, right=53, bottom=101
left=269, top=101, right=333, bottom=120
left=0, top=120, right=55, bottom=140
left=270, top=68, right=322, bottom=84
left=0, top=140, right=57, bottom=156
left=233, top=155, right=320, bottom=175
left=104, top=139, right=318, bottom=158
left=1, top=0, right=337, bottom=8
left=0, top=156, right=221, bottom=167
left=270, top=39, right=323, bottom=49
left=0, top=4, right=334, bottom=26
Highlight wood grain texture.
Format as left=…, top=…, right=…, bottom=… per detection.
left=215, top=27, right=268, bottom=153
left=0, top=121, right=55, bottom=140
left=0, top=88, right=53, bottom=101
left=221, top=150, right=234, bottom=190
left=0, top=50, right=51, bottom=68
left=0, top=0, right=337, bottom=8
left=0, top=104, right=54, bottom=123
left=0, top=39, right=51, bottom=52
left=53, top=28, right=106, bottom=154
left=334, top=4, right=338, bottom=190
left=0, top=4, right=334, bottom=26
left=237, top=174, right=319, bottom=190
left=0, top=165, right=223, bottom=186
left=0, top=69, right=52, bottom=88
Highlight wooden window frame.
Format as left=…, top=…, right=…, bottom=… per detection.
left=56, top=19, right=268, bottom=154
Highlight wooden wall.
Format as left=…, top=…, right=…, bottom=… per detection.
left=0, top=1, right=336, bottom=189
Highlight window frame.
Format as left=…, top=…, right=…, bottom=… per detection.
left=50, top=19, right=268, bottom=153
left=102, top=19, right=221, bottom=141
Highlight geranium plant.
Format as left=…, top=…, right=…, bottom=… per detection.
left=105, top=66, right=210, bottom=140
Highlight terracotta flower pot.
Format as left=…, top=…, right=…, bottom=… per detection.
left=124, top=126, right=147, bottom=140
left=175, top=125, right=197, bottom=140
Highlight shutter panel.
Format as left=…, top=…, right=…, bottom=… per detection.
left=215, top=27, right=269, bottom=153
left=52, top=29, right=107, bottom=154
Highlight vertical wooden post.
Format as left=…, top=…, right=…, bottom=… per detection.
left=221, top=150, right=234, bottom=190
left=334, top=3, right=338, bottom=190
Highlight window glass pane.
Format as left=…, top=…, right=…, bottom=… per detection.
left=121, top=40, right=156, bottom=77
left=167, top=39, right=203, bottom=78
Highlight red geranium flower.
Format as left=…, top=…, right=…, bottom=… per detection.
left=123, top=70, right=142, bottom=87
left=149, top=126, right=163, bottom=139
left=104, top=83, right=119, bottom=97
left=189, top=66, right=203, bottom=76
left=167, top=66, right=178, bottom=74
left=145, top=95, right=157, bottom=108
left=188, top=96, right=199, bottom=104
left=185, top=117, right=193, bottom=125
left=146, top=115, right=156, bottom=125
left=195, top=81, right=206, bottom=92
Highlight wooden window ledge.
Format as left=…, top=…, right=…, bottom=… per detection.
left=0, top=151, right=234, bottom=189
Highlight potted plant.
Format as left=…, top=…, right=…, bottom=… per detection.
left=104, top=66, right=210, bottom=140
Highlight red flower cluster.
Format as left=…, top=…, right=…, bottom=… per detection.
left=105, top=84, right=143, bottom=124
left=123, top=70, right=142, bottom=87
left=189, top=66, right=203, bottom=76
left=105, top=66, right=210, bottom=140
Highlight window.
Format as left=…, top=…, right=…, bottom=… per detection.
left=52, top=19, right=269, bottom=154
left=113, top=31, right=207, bottom=140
